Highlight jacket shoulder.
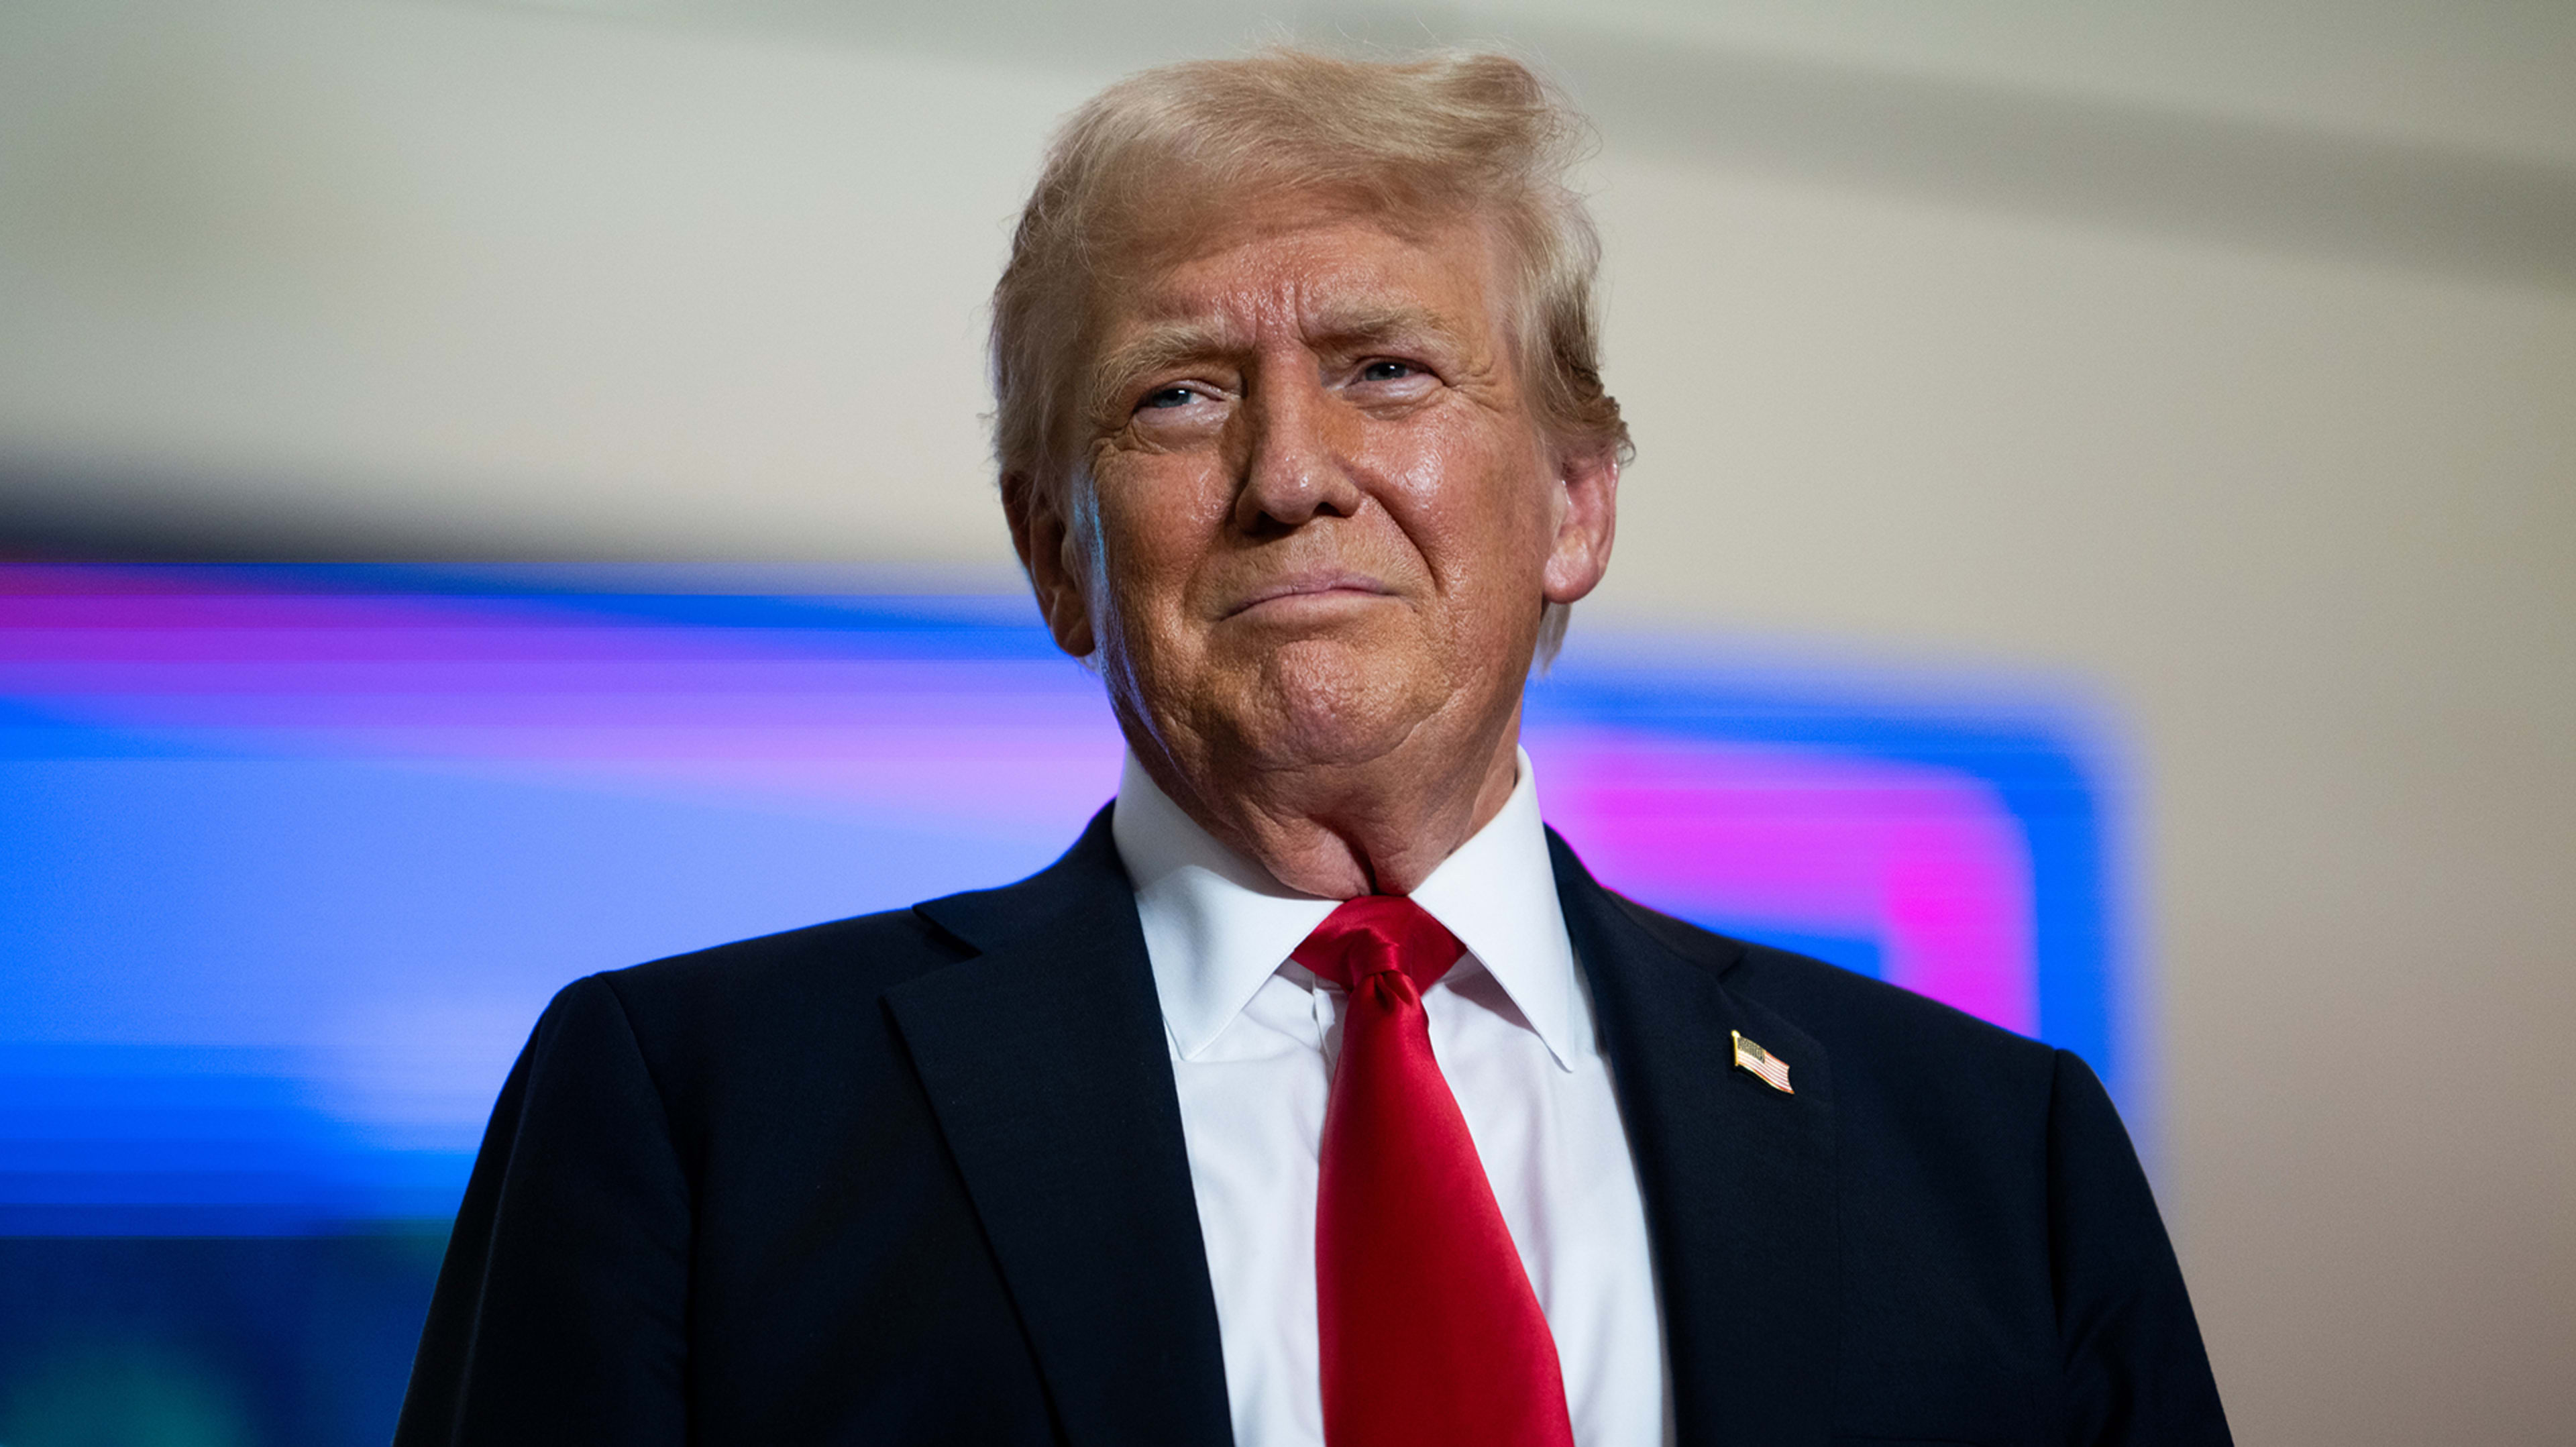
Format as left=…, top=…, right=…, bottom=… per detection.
left=1604, top=892, right=2061, bottom=1093
left=551, top=907, right=973, bottom=1076
left=618, top=906, right=967, bottom=998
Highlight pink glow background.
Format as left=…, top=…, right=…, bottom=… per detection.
left=1531, top=726, right=2036, bottom=1034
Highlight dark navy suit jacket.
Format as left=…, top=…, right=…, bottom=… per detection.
left=395, top=808, right=2229, bottom=1446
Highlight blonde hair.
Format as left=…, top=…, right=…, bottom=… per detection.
left=990, top=48, right=1631, bottom=657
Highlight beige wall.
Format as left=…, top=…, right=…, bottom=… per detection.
left=4, top=1, right=2571, bottom=1440
left=1591, top=156, right=2576, bottom=1444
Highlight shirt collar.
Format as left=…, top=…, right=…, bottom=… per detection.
left=1112, top=747, right=1585, bottom=1071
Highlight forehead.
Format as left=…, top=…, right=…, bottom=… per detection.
left=1095, top=195, right=1505, bottom=348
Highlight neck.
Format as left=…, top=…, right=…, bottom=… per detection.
left=1128, top=702, right=1524, bottom=898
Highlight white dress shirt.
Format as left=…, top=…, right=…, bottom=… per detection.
left=1112, top=749, right=1674, bottom=1447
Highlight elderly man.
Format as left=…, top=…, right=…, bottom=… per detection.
left=396, top=50, right=2229, bottom=1447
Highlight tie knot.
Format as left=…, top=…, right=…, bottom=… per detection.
left=1293, top=895, right=1464, bottom=993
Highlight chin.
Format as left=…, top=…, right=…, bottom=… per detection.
left=1241, top=637, right=1438, bottom=768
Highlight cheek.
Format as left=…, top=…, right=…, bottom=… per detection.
left=1383, top=422, right=1556, bottom=587
left=1090, top=457, right=1229, bottom=609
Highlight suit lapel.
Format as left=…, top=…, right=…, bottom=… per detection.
left=889, top=809, right=1232, bottom=1447
left=1551, top=830, right=1839, bottom=1447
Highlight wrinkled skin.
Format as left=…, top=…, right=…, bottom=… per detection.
left=1005, top=195, right=1618, bottom=897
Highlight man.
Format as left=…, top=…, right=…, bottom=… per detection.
left=396, top=50, right=2229, bottom=1447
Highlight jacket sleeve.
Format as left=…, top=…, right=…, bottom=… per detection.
left=394, top=973, right=692, bottom=1446
left=2047, top=1049, right=2233, bottom=1446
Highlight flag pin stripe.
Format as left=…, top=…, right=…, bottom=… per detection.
left=1731, top=1030, right=1793, bottom=1093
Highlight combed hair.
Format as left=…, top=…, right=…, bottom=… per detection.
left=989, top=49, right=1632, bottom=658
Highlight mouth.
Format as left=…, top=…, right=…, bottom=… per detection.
left=1224, top=572, right=1396, bottom=619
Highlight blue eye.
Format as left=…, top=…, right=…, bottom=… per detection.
left=1359, top=360, right=1417, bottom=382
left=1141, top=386, right=1196, bottom=411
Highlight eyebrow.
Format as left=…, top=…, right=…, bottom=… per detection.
left=1086, top=321, right=1240, bottom=417
left=1084, top=301, right=1472, bottom=419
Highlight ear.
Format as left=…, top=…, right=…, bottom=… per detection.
left=1540, top=441, right=1619, bottom=606
left=1001, top=470, right=1098, bottom=658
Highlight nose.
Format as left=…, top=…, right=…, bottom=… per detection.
left=1233, top=362, right=1366, bottom=535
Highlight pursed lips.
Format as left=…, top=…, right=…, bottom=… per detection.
left=1223, top=571, right=1397, bottom=619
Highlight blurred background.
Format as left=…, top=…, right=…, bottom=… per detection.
left=1, top=1, right=2570, bottom=1443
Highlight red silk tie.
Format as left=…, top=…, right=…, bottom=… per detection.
left=1295, top=896, right=1578, bottom=1447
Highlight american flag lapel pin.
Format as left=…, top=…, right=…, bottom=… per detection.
left=1731, top=1030, right=1793, bottom=1093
